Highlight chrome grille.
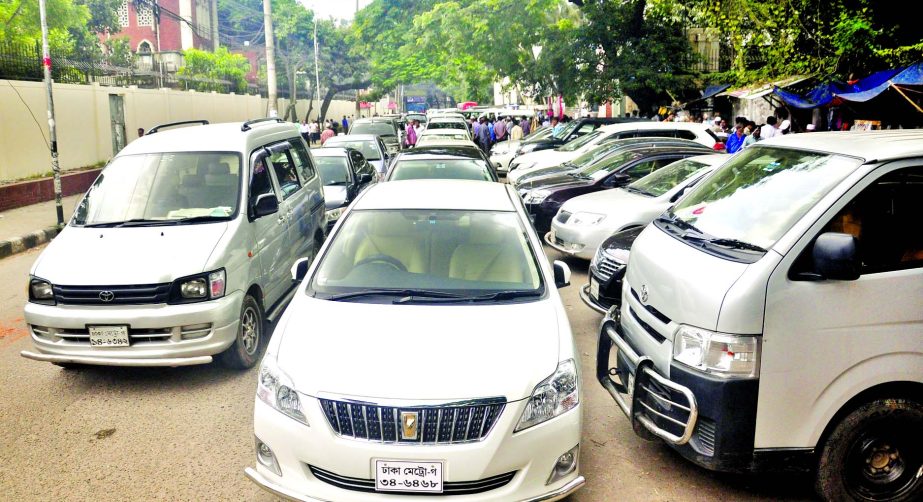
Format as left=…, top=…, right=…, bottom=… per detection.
left=556, top=210, right=572, bottom=224
left=592, top=254, right=624, bottom=282
left=308, top=465, right=516, bottom=495
left=34, top=326, right=173, bottom=344
left=319, top=398, right=505, bottom=444
left=53, top=283, right=171, bottom=305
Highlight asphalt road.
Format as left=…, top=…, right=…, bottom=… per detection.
left=0, top=244, right=815, bottom=501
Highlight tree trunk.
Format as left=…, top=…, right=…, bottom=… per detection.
left=284, top=63, right=298, bottom=122
left=319, top=79, right=371, bottom=124
left=304, top=87, right=316, bottom=121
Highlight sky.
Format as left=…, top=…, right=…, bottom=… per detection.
left=303, top=0, right=375, bottom=21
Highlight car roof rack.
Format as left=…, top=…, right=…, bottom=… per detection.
left=147, top=120, right=209, bottom=135
left=241, top=117, right=285, bottom=131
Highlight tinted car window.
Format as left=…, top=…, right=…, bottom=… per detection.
left=326, top=139, right=381, bottom=160
left=316, top=157, right=351, bottom=186
left=676, top=130, right=697, bottom=140
left=269, top=150, right=301, bottom=199
left=351, top=122, right=397, bottom=136
left=390, top=159, right=493, bottom=181
left=289, top=140, right=316, bottom=182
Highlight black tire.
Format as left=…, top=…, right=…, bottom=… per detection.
left=219, top=294, right=265, bottom=370
left=816, top=398, right=923, bottom=501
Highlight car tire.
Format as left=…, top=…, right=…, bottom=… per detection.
left=815, top=398, right=923, bottom=501
left=219, top=295, right=265, bottom=370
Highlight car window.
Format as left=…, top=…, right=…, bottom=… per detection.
left=248, top=156, right=277, bottom=216
left=676, top=130, right=697, bottom=140
left=310, top=210, right=542, bottom=296
left=315, top=157, right=351, bottom=186
left=428, top=122, right=467, bottom=130
left=269, top=150, right=301, bottom=199
left=350, top=122, right=396, bottom=136
left=636, top=130, right=676, bottom=138
left=390, top=159, right=493, bottom=181
left=326, top=139, right=381, bottom=161
left=288, top=140, right=316, bottom=182
left=817, top=167, right=923, bottom=274
left=628, top=159, right=708, bottom=197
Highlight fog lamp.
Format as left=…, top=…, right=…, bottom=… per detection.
left=255, top=437, right=282, bottom=476
left=547, top=444, right=579, bottom=484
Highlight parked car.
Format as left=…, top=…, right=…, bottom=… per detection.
left=597, top=131, right=923, bottom=502
left=21, top=118, right=326, bottom=369
left=245, top=179, right=584, bottom=501
left=321, top=134, right=390, bottom=178
left=386, top=146, right=498, bottom=182
left=511, top=137, right=716, bottom=190
left=490, top=126, right=551, bottom=174
left=405, top=112, right=427, bottom=125
left=547, top=154, right=727, bottom=261
left=415, top=136, right=479, bottom=149
left=508, top=122, right=722, bottom=179
left=513, top=117, right=641, bottom=158
left=425, top=117, right=472, bottom=139
left=580, top=226, right=643, bottom=313
left=417, top=128, right=473, bottom=144
left=312, top=147, right=378, bottom=232
left=522, top=143, right=715, bottom=233
left=349, top=118, right=402, bottom=155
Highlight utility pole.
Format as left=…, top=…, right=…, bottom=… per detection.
left=354, top=0, right=360, bottom=119
left=313, top=15, right=321, bottom=122
left=38, top=0, right=64, bottom=228
left=263, top=0, right=278, bottom=117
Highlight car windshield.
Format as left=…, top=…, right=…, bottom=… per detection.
left=316, top=157, right=351, bottom=185
left=670, top=146, right=862, bottom=250
left=568, top=143, right=624, bottom=168
left=558, top=130, right=602, bottom=152
left=422, top=132, right=468, bottom=141
left=310, top=210, right=542, bottom=297
left=552, top=121, right=579, bottom=140
left=325, top=140, right=380, bottom=160
left=525, top=127, right=551, bottom=140
left=628, top=158, right=709, bottom=198
left=391, top=159, right=492, bottom=181
left=428, top=121, right=466, bottom=130
left=351, top=122, right=396, bottom=136
left=578, top=150, right=640, bottom=180
left=72, top=152, right=241, bottom=226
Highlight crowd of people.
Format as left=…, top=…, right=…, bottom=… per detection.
left=299, top=115, right=357, bottom=146
left=468, top=115, right=542, bottom=153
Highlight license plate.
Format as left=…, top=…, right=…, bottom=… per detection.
left=375, top=460, right=443, bottom=493
left=88, top=326, right=129, bottom=347
left=590, top=277, right=600, bottom=299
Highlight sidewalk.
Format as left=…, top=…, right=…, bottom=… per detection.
left=0, top=195, right=81, bottom=259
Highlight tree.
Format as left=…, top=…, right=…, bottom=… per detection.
left=178, top=47, right=250, bottom=93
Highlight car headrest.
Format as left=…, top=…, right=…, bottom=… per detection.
left=210, top=162, right=231, bottom=175
left=182, top=175, right=204, bottom=187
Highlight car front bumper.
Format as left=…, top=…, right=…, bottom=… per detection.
left=489, top=152, right=514, bottom=173
left=248, top=396, right=584, bottom=501
left=21, top=290, right=243, bottom=366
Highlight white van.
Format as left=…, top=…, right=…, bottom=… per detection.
left=597, top=131, right=923, bottom=501
left=22, top=119, right=326, bottom=369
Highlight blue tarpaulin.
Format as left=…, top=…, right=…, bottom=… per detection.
left=773, top=64, right=922, bottom=108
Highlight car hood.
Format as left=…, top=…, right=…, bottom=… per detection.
left=32, top=223, right=229, bottom=284
left=561, top=187, right=650, bottom=215
left=323, top=185, right=348, bottom=209
left=276, top=298, right=561, bottom=402
left=529, top=173, right=596, bottom=192
left=514, top=164, right=579, bottom=186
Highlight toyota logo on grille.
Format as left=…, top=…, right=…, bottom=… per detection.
left=98, top=291, right=115, bottom=302
left=640, top=285, right=649, bottom=304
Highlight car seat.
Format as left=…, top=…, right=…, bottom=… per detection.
left=449, top=218, right=525, bottom=284
left=353, top=212, right=429, bottom=274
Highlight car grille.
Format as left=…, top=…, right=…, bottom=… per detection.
left=53, top=283, right=171, bottom=305
left=318, top=398, right=505, bottom=444
left=629, top=307, right=667, bottom=344
left=592, top=253, right=624, bottom=283
left=308, top=465, right=516, bottom=496
left=692, top=417, right=717, bottom=456
left=32, top=326, right=174, bottom=344
left=634, top=369, right=695, bottom=442
left=630, top=288, right=672, bottom=325
left=556, top=211, right=572, bottom=224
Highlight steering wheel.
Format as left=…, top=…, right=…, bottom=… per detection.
left=354, top=254, right=408, bottom=272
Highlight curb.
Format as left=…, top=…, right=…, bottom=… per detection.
left=0, top=227, right=61, bottom=260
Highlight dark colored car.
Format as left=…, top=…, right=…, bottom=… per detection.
left=523, top=144, right=715, bottom=233
left=386, top=146, right=498, bottom=182
left=515, top=117, right=643, bottom=157
left=312, top=147, right=378, bottom=232
left=579, top=226, right=644, bottom=314
left=349, top=118, right=402, bottom=155
left=512, top=138, right=715, bottom=190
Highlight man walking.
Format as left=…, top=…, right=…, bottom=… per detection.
left=341, top=115, right=349, bottom=132
left=320, top=123, right=335, bottom=145
left=476, top=117, right=492, bottom=153
left=300, top=120, right=310, bottom=144
left=760, top=116, right=780, bottom=140
left=725, top=123, right=746, bottom=154
left=510, top=119, right=523, bottom=141
left=520, top=116, right=531, bottom=136
left=308, top=120, right=319, bottom=145
left=494, top=116, right=507, bottom=142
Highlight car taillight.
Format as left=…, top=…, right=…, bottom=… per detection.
left=713, top=142, right=726, bottom=151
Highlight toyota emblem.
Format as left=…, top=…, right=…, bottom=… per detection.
left=640, top=285, right=649, bottom=304
left=98, top=291, right=115, bottom=302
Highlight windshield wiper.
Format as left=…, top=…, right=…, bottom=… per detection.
left=657, top=213, right=704, bottom=235
left=624, top=186, right=654, bottom=197
left=325, top=181, right=349, bottom=186
left=323, top=289, right=465, bottom=302
left=705, top=238, right=767, bottom=253
left=393, top=289, right=543, bottom=304
left=84, top=218, right=165, bottom=228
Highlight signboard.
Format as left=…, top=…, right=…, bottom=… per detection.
left=359, top=102, right=372, bottom=109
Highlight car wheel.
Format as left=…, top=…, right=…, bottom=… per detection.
left=815, top=398, right=923, bottom=501
left=219, top=295, right=265, bottom=369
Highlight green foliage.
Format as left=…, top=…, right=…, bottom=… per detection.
left=104, top=36, right=132, bottom=66
left=0, top=0, right=120, bottom=58
left=178, top=47, right=251, bottom=93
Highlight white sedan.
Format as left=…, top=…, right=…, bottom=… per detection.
left=246, top=180, right=585, bottom=501
left=546, top=154, right=726, bottom=260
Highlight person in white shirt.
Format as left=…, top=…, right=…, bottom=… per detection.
left=413, top=120, right=425, bottom=141
left=307, top=120, right=319, bottom=145
left=760, top=116, right=780, bottom=140
left=299, top=120, right=309, bottom=144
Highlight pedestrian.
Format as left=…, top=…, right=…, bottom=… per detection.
left=137, top=127, right=145, bottom=138
left=520, top=116, right=531, bottom=136
left=551, top=117, right=564, bottom=136
left=510, top=119, right=523, bottom=141
left=404, top=119, right=417, bottom=147
left=476, top=117, right=492, bottom=153
left=320, top=124, right=335, bottom=145
left=494, top=116, right=507, bottom=142
left=488, top=118, right=496, bottom=143
left=472, top=118, right=481, bottom=138
left=299, top=120, right=309, bottom=143
left=413, top=119, right=424, bottom=141
left=760, top=116, right=780, bottom=140
left=776, top=107, right=791, bottom=135
left=742, top=122, right=761, bottom=148
left=342, top=115, right=349, bottom=131
left=726, top=123, right=746, bottom=154
left=308, top=120, right=320, bottom=145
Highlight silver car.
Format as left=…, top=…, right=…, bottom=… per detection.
left=22, top=119, right=326, bottom=369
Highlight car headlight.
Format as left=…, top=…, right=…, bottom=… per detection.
left=519, top=143, right=538, bottom=155
left=569, top=212, right=606, bottom=225
left=325, top=207, right=342, bottom=221
left=524, top=189, right=551, bottom=204
left=171, top=269, right=226, bottom=302
left=672, top=325, right=761, bottom=378
left=518, top=161, right=537, bottom=172
left=257, top=355, right=309, bottom=426
left=28, top=277, right=55, bottom=305
left=491, top=144, right=508, bottom=155
left=515, top=359, right=579, bottom=431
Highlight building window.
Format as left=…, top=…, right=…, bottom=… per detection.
left=136, top=1, right=154, bottom=27
left=117, top=0, right=129, bottom=28
left=138, top=41, right=153, bottom=53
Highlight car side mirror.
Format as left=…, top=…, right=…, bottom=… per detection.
left=251, top=193, right=279, bottom=218
left=553, top=260, right=571, bottom=288
left=291, top=257, right=311, bottom=282
left=357, top=173, right=372, bottom=184
left=812, top=232, right=860, bottom=280
left=605, top=173, right=630, bottom=188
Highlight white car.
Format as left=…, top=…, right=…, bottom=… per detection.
left=246, top=180, right=585, bottom=501
left=508, top=122, right=721, bottom=183
left=490, top=127, right=552, bottom=174
left=546, top=154, right=727, bottom=260
left=417, top=128, right=473, bottom=143
left=426, top=117, right=472, bottom=140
